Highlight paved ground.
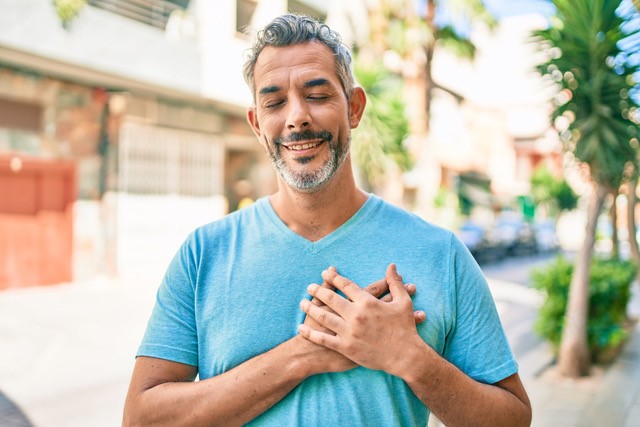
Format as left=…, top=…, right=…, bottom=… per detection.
left=1, top=261, right=639, bottom=426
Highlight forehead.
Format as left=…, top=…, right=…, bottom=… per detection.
left=253, top=41, right=340, bottom=90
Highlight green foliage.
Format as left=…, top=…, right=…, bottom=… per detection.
left=533, top=0, right=640, bottom=190
left=530, top=165, right=579, bottom=215
left=532, top=256, right=637, bottom=360
left=375, top=0, right=496, bottom=62
left=53, top=0, right=87, bottom=28
left=352, top=60, right=412, bottom=189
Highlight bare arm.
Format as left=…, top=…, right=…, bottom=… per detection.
left=123, top=276, right=424, bottom=426
left=397, top=337, right=531, bottom=426
left=123, top=334, right=322, bottom=427
left=298, top=264, right=532, bottom=427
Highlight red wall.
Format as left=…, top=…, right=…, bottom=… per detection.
left=0, top=155, right=76, bottom=289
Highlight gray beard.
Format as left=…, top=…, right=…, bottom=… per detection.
left=268, top=135, right=349, bottom=192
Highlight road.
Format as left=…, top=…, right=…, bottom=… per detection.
left=480, top=252, right=559, bottom=377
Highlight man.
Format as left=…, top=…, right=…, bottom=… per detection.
left=123, top=13, right=531, bottom=426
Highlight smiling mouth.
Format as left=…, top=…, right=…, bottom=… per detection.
left=285, top=140, right=323, bottom=151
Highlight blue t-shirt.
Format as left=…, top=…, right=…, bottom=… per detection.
left=138, top=194, right=518, bottom=426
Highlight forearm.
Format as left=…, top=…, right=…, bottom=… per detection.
left=124, top=337, right=313, bottom=427
left=399, top=338, right=531, bottom=427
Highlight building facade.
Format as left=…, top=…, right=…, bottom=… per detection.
left=0, top=0, right=328, bottom=287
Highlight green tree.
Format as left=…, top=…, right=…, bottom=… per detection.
left=363, top=1, right=496, bottom=209
left=530, top=165, right=579, bottom=217
left=534, top=0, right=640, bottom=377
left=53, top=0, right=87, bottom=29
left=417, top=0, right=496, bottom=134
left=369, top=0, right=496, bottom=134
left=622, top=0, right=640, bottom=271
left=352, top=60, right=412, bottom=192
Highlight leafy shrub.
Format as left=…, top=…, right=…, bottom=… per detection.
left=532, top=256, right=637, bottom=361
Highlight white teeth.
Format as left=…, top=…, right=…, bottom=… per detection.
left=288, top=141, right=321, bottom=151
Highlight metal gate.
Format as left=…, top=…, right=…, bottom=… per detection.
left=116, top=122, right=226, bottom=276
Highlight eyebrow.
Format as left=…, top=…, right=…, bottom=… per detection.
left=257, top=78, right=330, bottom=97
left=258, top=85, right=280, bottom=96
left=304, top=78, right=329, bottom=88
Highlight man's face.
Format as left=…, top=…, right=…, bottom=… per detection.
left=247, top=41, right=363, bottom=192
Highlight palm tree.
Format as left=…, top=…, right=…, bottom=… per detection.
left=534, top=0, right=640, bottom=377
left=362, top=0, right=497, bottom=210
left=418, top=0, right=496, bottom=135
left=352, top=60, right=412, bottom=192
left=622, top=0, right=640, bottom=270
left=368, top=0, right=495, bottom=132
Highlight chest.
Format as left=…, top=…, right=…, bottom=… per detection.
left=193, top=237, right=451, bottom=378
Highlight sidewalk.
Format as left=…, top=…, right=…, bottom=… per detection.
left=493, top=279, right=640, bottom=427
left=0, top=273, right=161, bottom=427
left=0, top=273, right=639, bottom=426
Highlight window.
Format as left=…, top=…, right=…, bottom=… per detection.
left=0, top=98, right=42, bottom=155
left=88, top=0, right=190, bottom=30
left=287, top=0, right=326, bottom=21
left=236, top=0, right=258, bottom=34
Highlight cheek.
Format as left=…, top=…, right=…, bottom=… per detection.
left=258, top=117, right=283, bottom=140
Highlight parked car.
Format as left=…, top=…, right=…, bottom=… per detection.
left=458, top=220, right=486, bottom=259
left=534, top=219, right=560, bottom=253
left=457, top=220, right=506, bottom=264
left=492, top=212, right=538, bottom=257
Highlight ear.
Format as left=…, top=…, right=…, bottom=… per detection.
left=247, top=106, right=262, bottom=138
left=348, top=87, right=366, bottom=129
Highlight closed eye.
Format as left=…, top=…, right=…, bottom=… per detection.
left=264, top=100, right=285, bottom=109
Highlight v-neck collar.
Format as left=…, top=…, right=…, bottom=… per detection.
left=255, top=194, right=380, bottom=254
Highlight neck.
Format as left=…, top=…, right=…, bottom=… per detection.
left=269, top=163, right=368, bottom=242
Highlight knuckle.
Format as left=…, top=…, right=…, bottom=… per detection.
left=338, top=277, right=354, bottom=289
left=318, top=311, right=327, bottom=324
left=324, top=291, right=335, bottom=304
left=367, top=284, right=380, bottom=295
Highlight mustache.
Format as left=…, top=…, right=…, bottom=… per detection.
left=274, top=130, right=333, bottom=145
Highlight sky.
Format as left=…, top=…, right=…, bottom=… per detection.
left=427, top=0, right=554, bottom=38
left=427, top=0, right=639, bottom=104
left=482, top=0, right=555, bottom=19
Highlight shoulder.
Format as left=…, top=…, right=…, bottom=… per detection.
left=193, top=198, right=265, bottom=237
left=177, top=198, right=269, bottom=259
left=370, top=195, right=458, bottom=247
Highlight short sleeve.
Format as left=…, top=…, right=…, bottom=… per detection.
left=136, top=234, right=199, bottom=366
left=442, top=235, right=518, bottom=384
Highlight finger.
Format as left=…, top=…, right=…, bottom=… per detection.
left=414, top=310, right=426, bottom=324
left=380, top=283, right=416, bottom=303
left=298, top=324, right=343, bottom=352
left=308, top=283, right=350, bottom=315
left=322, top=267, right=367, bottom=302
left=310, top=281, right=335, bottom=307
left=386, top=263, right=409, bottom=301
left=363, top=277, right=389, bottom=298
left=300, top=299, right=343, bottom=332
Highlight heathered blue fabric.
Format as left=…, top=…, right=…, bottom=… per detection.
left=137, top=194, right=518, bottom=426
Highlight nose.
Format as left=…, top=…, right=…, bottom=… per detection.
left=286, top=97, right=311, bottom=131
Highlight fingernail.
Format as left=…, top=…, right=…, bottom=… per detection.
left=300, top=299, right=309, bottom=310
left=307, top=284, right=318, bottom=293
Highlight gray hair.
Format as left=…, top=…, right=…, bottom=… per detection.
left=243, top=13, right=355, bottom=101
